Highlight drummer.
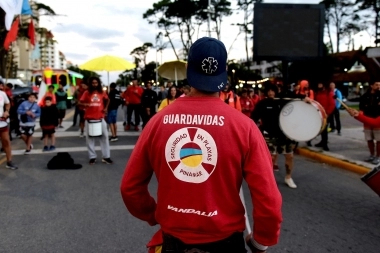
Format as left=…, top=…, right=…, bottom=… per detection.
left=252, top=83, right=308, bottom=189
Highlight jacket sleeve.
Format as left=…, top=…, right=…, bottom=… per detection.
left=120, top=125, right=157, bottom=226
left=326, top=92, right=336, bottom=115
left=244, top=126, right=282, bottom=246
left=309, top=90, right=315, bottom=100
left=251, top=100, right=263, bottom=123
left=34, top=105, right=41, bottom=118
left=355, top=113, right=380, bottom=128
left=235, top=96, right=242, bottom=112
left=17, top=102, right=26, bottom=115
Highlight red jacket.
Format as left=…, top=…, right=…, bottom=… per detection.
left=125, top=85, right=144, bottom=104
left=315, top=90, right=335, bottom=115
left=120, top=96, right=282, bottom=246
left=355, top=113, right=380, bottom=128
left=240, top=97, right=254, bottom=117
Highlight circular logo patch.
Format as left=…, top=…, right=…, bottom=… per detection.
left=165, top=127, right=218, bottom=184
left=281, top=103, right=294, bottom=116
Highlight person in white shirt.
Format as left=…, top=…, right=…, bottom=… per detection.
left=0, top=88, right=17, bottom=169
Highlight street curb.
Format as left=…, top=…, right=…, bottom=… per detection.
left=295, top=148, right=371, bottom=175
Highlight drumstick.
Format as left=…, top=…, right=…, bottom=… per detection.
left=336, top=98, right=350, bottom=110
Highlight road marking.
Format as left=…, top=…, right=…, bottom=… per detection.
left=31, top=131, right=141, bottom=138
left=10, top=145, right=135, bottom=156
left=65, top=109, right=75, bottom=119
left=0, top=157, right=6, bottom=165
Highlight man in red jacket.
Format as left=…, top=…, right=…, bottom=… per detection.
left=120, top=37, right=282, bottom=253
left=124, top=80, right=144, bottom=131
left=311, top=82, right=335, bottom=151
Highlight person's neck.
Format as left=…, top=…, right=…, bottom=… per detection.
left=371, top=89, right=377, bottom=93
left=188, top=88, right=219, bottom=98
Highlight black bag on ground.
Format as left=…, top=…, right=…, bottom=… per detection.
left=47, top=152, right=82, bottom=170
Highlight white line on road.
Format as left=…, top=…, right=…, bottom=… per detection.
left=11, top=145, right=135, bottom=156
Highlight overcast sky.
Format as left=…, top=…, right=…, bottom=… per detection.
left=39, top=0, right=373, bottom=84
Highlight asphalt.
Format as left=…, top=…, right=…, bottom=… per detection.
left=0, top=107, right=379, bottom=252
left=296, top=109, right=377, bottom=174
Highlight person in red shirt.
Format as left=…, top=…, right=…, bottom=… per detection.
left=120, top=37, right=282, bottom=253
left=124, top=80, right=144, bottom=131
left=38, top=85, right=56, bottom=107
left=347, top=107, right=380, bottom=127
left=240, top=89, right=254, bottom=117
left=309, top=82, right=335, bottom=151
left=297, top=80, right=314, bottom=100
left=79, top=76, right=112, bottom=165
left=219, top=83, right=242, bottom=111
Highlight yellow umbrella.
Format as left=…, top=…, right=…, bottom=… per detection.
left=157, top=60, right=187, bottom=85
left=79, top=55, right=136, bottom=85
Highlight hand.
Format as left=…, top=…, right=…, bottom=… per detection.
left=245, top=234, right=267, bottom=253
left=347, top=108, right=359, bottom=117
left=103, top=109, right=107, bottom=114
left=303, top=97, right=312, bottom=103
left=26, top=111, right=33, bottom=116
left=146, top=108, right=151, bottom=116
left=3, top=111, right=9, bottom=118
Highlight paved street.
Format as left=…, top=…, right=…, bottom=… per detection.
left=1, top=108, right=379, bottom=253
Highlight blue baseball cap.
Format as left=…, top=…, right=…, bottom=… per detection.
left=187, top=37, right=228, bottom=92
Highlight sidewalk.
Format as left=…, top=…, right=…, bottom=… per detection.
left=295, top=110, right=376, bottom=174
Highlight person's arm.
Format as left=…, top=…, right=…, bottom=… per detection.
left=120, top=124, right=157, bottom=226
left=34, top=104, right=41, bottom=118
left=2, top=93, right=10, bottom=118
left=348, top=109, right=380, bottom=127
left=244, top=126, right=282, bottom=248
left=17, top=102, right=26, bottom=115
left=103, top=93, right=110, bottom=112
left=157, top=99, right=168, bottom=112
left=78, top=91, right=89, bottom=107
left=235, top=96, right=242, bottom=111
left=308, top=90, right=314, bottom=100
left=327, top=92, right=336, bottom=115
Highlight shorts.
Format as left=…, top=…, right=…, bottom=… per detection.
left=20, top=126, right=35, bottom=136
left=265, top=136, right=296, bottom=155
left=364, top=128, right=380, bottom=141
left=107, top=110, right=117, bottom=124
left=41, top=125, right=56, bottom=136
left=58, top=109, right=66, bottom=119
left=79, top=109, right=85, bottom=124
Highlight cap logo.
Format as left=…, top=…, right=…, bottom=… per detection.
left=202, top=57, right=218, bottom=74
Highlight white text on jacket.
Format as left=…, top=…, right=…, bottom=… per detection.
left=163, top=114, right=224, bottom=126
left=167, top=205, right=218, bottom=217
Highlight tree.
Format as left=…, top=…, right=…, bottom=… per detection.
left=321, top=0, right=366, bottom=53
left=356, top=0, right=380, bottom=45
left=143, top=0, right=232, bottom=59
left=140, top=61, right=159, bottom=83
left=236, top=0, right=262, bottom=64
left=130, top=42, right=153, bottom=68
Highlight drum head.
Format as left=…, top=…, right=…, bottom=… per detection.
left=279, top=101, right=323, bottom=142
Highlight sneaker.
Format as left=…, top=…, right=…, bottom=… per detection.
left=24, top=150, right=31, bottom=155
left=365, top=156, right=375, bottom=162
left=6, top=161, right=18, bottom=170
left=79, top=132, right=84, bottom=138
left=89, top=158, right=96, bottom=165
left=372, top=157, right=380, bottom=165
left=323, top=146, right=330, bottom=151
left=273, top=165, right=279, bottom=172
left=102, top=158, right=113, bottom=164
left=43, top=146, right=49, bottom=152
left=306, top=141, right=312, bottom=147
left=124, top=125, right=130, bottom=131
left=314, top=142, right=324, bottom=147
left=134, top=126, right=139, bottom=131
left=49, top=145, right=56, bottom=151
left=285, top=178, right=297, bottom=189
left=110, top=137, right=118, bottom=142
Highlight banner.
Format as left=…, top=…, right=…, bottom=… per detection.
left=0, top=0, right=23, bottom=30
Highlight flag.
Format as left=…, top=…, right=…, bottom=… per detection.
left=28, top=20, right=35, bottom=46
left=0, top=0, right=23, bottom=30
left=31, top=42, right=40, bottom=60
left=21, top=0, right=32, bottom=15
left=4, top=17, right=20, bottom=50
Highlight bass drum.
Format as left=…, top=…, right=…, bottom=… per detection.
left=87, top=120, right=102, bottom=137
left=279, top=100, right=327, bottom=142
